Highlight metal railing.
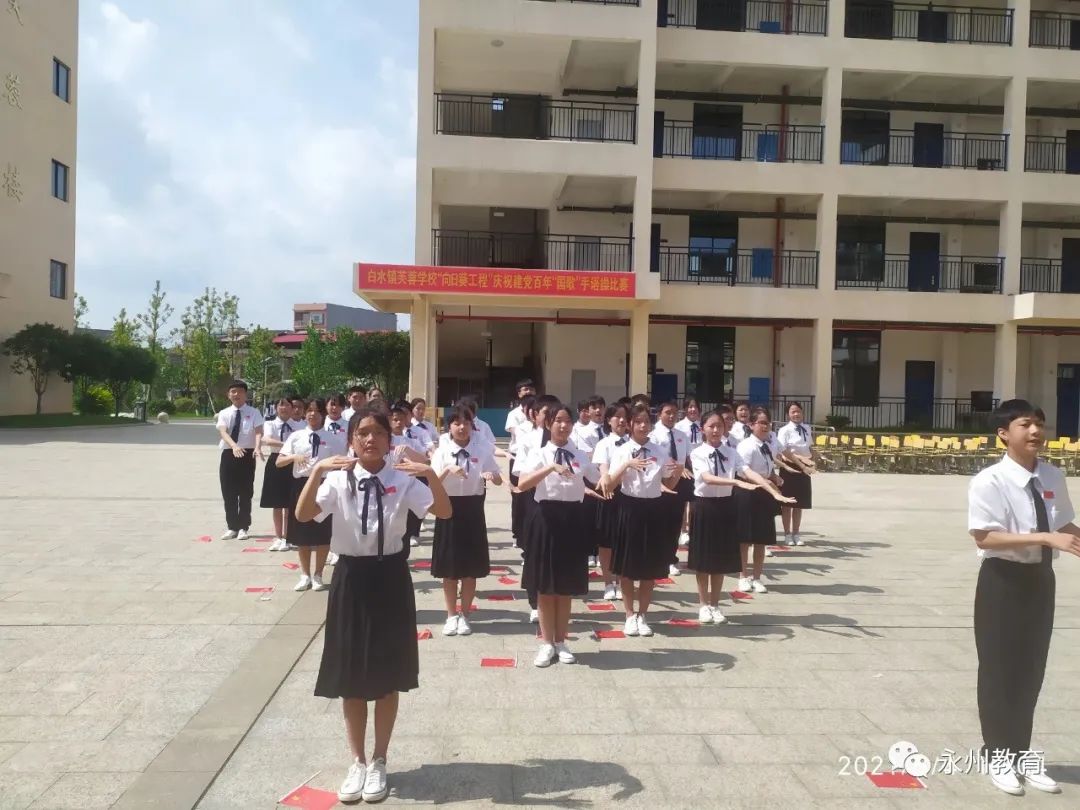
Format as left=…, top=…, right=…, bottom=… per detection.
left=1020, top=259, right=1080, bottom=294
left=840, top=131, right=1007, bottom=169
left=1030, top=10, right=1080, bottom=49
left=432, top=229, right=633, bottom=272
left=677, top=394, right=817, bottom=423
left=835, top=254, right=1004, bottom=293
left=662, top=0, right=828, bottom=34
left=1025, top=136, right=1079, bottom=174
left=661, top=120, right=824, bottom=162
left=531, top=0, right=640, bottom=5
left=434, top=94, right=637, bottom=144
left=830, top=397, right=999, bottom=431
left=658, top=247, right=819, bottom=287
left=844, top=2, right=1013, bottom=44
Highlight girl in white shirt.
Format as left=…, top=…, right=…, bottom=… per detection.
left=592, top=403, right=630, bottom=601
left=409, top=397, right=437, bottom=452
left=295, top=407, right=450, bottom=805
left=325, top=395, right=350, bottom=452
left=729, top=401, right=752, bottom=443
left=675, top=398, right=703, bottom=450
left=259, top=395, right=304, bottom=551
left=600, top=403, right=683, bottom=638
left=389, top=401, right=432, bottom=549
left=775, top=401, right=816, bottom=546
left=430, top=406, right=502, bottom=637
left=516, top=403, right=603, bottom=667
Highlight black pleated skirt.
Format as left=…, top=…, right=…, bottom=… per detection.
left=314, top=549, right=418, bottom=700
left=581, top=481, right=600, bottom=555
left=510, top=471, right=525, bottom=547
left=780, top=468, right=813, bottom=509
left=741, top=486, right=779, bottom=546
left=431, top=494, right=490, bottom=580
left=595, top=488, right=621, bottom=550
left=404, top=477, right=428, bottom=545
left=286, top=476, right=332, bottom=546
left=688, top=496, right=744, bottom=575
left=522, top=500, right=590, bottom=596
left=514, top=481, right=536, bottom=552
left=612, top=494, right=669, bottom=581
left=259, top=454, right=293, bottom=508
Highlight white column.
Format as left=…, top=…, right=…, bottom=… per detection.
left=1010, top=0, right=1031, bottom=50
left=827, top=0, right=847, bottom=40
left=820, top=67, right=843, bottom=167
left=941, top=332, right=960, bottom=401
left=633, top=34, right=657, bottom=281
left=1037, top=335, right=1059, bottom=431
left=999, top=200, right=1023, bottom=295
left=993, top=322, right=1018, bottom=402
left=427, top=307, right=439, bottom=407
left=811, top=317, right=833, bottom=423
left=816, top=193, right=838, bottom=291
left=409, top=297, right=432, bottom=400
left=1003, top=74, right=1027, bottom=181
left=415, top=13, right=436, bottom=264
left=629, top=303, right=650, bottom=395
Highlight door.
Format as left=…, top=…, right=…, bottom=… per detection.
left=491, top=95, right=546, bottom=139
left=689, top=214, right=738, bottom=280
left=841, top=110, right=890, bottom=165
left=652, top=373, right=678, bottom=405
left=489, top=208, right=541, bottom=268
left=837, top=219, right=886, bottom=283
left=570, top=370, right=597, bottom=410
left=1066, top=130, right=1080, bottom=175
left=748, top=377, right=771, bottom=408
left=653, top=111, right=665, bottom=158
left=908, top=232, right=941, bottom=292
left=913, top=122, right=945, bottom=168
left=1071, top=18, right=1080, bottom=50
left=845, top=0, right=894, bottom=39
left=650, top=223, right=662, bottom=274
left=685, top=326, right=735, bottom=405
left=917, top=8, right=948, bottom=42
left=657, top=0, right=669, bottom=27
left=1057, top=364, right=1080, bottom=438
left=697, top=0, right=744, bottom=31
left=904, top=361, right=936, bottom=428
left=1062, top=238, right=1080, bottom=293
left=693, top=104, right=743, bottom=160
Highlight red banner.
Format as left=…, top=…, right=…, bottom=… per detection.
left=356, top=263, right=635, bottom=298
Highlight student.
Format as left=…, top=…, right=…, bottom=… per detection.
left=736, top=407, right=796, bottom=594
left=277, top=398, right=334, bottom=591
left=259, top=395, right=303, bottom=551
left=430, top=406, right=501, bottom=636
left=517, top=402, right=603, bottom=667
left=461, top=397, right=497, bottom=446
left=601, top=403, right=682, bottom=638
left=389, top=401, right=432, bottom=549
left=675, top=398, right=704, bottom=549
left=776, top=401, right=816, bottom=546
left=504, top=378, right=537, bottom=446
left=410, top=398, right=437, bottom=451
left=514, top=395, right=559, bottom=623
left=507, top=395, right=537, bottom=545
left=729, top=402, right=752, bottom=443
left=651, top=401, right=694, bottom=578
left=592, top=403, right=630, bottom=601
left=968, top=399, right=1080, bottom=796
left=689, top=410, right=774, bottom=623
left=295, top=407, right=451, bottom=804
left=571, top=397, right=603, bottom=456
left=325, top=394, right=350, bottom=449
left=215, top=380, right=264, bottom=541
left=341, top=386, right=367, bottom=422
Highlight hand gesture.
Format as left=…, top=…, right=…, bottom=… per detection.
left=257, top=449, right=266, bottom=462
left=551, top=463, right=573, bottom=479
left=316, top=455, right=357, bottom=474
left=481, top=471, right=496, bottom=482
left=680, top=466, right=694, bottom=480
left=1046, top=532, right=1080, bottom=557
left=626, top=457, right=650, bottom=473
left=734, top=480, right=760, bottom=491
left=662, top=461, right=682, bottom=478
left=445, top=464, right=466, bottom=478
left=395, top=459, right=433, bottom=478
left=391, top=444, right=408, bottom=461
left=774, top=492, right=797, bottom=505
left=232, top=446, right=246, bottom=459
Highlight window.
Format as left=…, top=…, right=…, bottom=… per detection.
left=49, top=260, right=67, bottom=299
left=685, top=326, right=735, bottom=404
left=53, top=59, right=70, bottom=102
left=51, top=160, right=69, bottom=201
left=832, top=330, right=880, bottom=406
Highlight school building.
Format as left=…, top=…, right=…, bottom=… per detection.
left=355, top=0, right=1080, bottom=436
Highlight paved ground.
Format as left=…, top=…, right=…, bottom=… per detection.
left=0, top=422, right=1078, bottom=809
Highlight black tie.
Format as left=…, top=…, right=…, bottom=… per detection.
left=356, top=476, right=387, bottom=560
left=554, top=447, right=575, bottom=475
left=1028, top=479, right=1053, bottom=568
left=281, top=421, right=292, bottom=441
left=329, top=421, right=341, bottom=434
left=690, top=423, right=700, bottom=443
left=596, top=425, right=604, bottom=440
left=615, top=436, right=629, bottom=447
left=632, top=446, right=647, bottom=459
left=710, top=448, right=725, bottom=476
left=760, top=443, right=773, bottom=466
left=668, top=430, right=678, bottom=460
left=230, top=409, right=241, bottom=442
left=310, top=433, right=321, bottom=458
left=797, top=424, right=808, bottom=441
left=453, top=448, right=470, bottom=473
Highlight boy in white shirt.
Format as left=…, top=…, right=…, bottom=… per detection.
left=215, top=380, right=264, bottom=541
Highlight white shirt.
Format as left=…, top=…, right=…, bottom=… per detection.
left=516, top=441, right=601, bottom=503
left=215, top=404, right=264, bottom=450
left=675, top=418, right=704, bottom=450
left=438, top=430, right=495, bottom=458
left=968, top=454, right=1075, bottom=563
left=315, top=464, right=433, bottom=558
left=737, top=435, right=778, bottom=479
left=324, top=418, right=350, bottom=456
left=342, top=406, right=358, bottom=422
left=729, top=422, right=750, bottom=443
left=776, top=421, right=813, bottom=458
left=691, top=442, right=746, bottom=498
left=411, top=419, right=437, bottom=449
left=282, top=427, right=334, bottom=478
left=391, top=430, right=428, bottom=457
left=570, top=421, right=603, bottom=457
left=263, top=417, right=304, bottom=447
left=649, top=424, right=690, bottom=465
left=504, top=405, right=527, bottom=438
left=593, top=432, right=630, bottom=469
left=431, top=438, right=499, bottom=497
left=610, top=439, right=670, bottom=499
left=473, top=417, right=496, bottom=446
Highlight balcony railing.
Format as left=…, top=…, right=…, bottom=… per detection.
left=836, top=254, right=1004, bottom=293
left=662, top=0, right=828, bottom=35
left=661, top=121, right=824, bottom=162
left=1030, top=10, right=1080, bottom=49
left=845, top=2, right=1013, bottom=44
left=1025, top=136, right=1080, bottom=174
left=531, top=0, right=640, bottom=5
left=658, top=247, right=819, bottom=287
left=432, top=229, right=633, bottom=272
left=434, top=94, right=637, bottom=144
left=678, top=394, right=817, bottom=423
left=1020, top=259, right=1080, bottom=294
left=831, top=397, right=999, bottom=431
left=840, top=131, right=1008, bottom=169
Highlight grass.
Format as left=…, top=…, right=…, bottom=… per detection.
left=0, top=413, right=142, bottom=429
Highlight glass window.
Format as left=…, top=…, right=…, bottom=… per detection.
left=51, top=160, right=69, bottom=201
left=49, top=261, right=67, bottom=299
left=832, top=330, right=880, bottom=406
left=53, top=59, right=70, bottom=102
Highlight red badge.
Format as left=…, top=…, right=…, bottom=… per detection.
left=1044, top=490, right=1055, bottom=499
left=384, top=486, right=397, bottom=494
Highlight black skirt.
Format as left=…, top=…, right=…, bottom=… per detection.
left=581, top=480, right=600, bottom=555
left=522, top=500, right=590, bottom=596
left=515, top=482, right=536, bottom=552
left=595, top=489, right=621, bottom=550
left=404, top=478, right=429, bottom=544
left=314, top=549, right=418, bottom=700
left=742, top=486, right=779, bottom=545
left=510, top=471, right=525, bottom=547
left=688, top=496, right=744, bottom=575
left=286, top=475, right=332, bottom=546
left=611, top=493, right=670, bottom=581
left=780, top=468, right=813, bottom=509
left=259, top=454, right=293, bottom=508
left=431, top=494, right=490, bottom=580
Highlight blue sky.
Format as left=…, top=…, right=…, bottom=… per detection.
left=75, top=0, right=417, bottom=331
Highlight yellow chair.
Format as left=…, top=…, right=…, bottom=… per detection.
left=815, top=435, right=828, bottom=448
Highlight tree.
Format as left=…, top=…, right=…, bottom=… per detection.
left=242, top=326, right=283, bottom=407
left=102, top=344, right=157, bottom=416
left=291, top=327, right=349, bottom=397
left=110, top=307, right=143, bottom=348
left=67, top=331, right=112, bottom=400
left=178, top=287, right=232, bottom=413
left=1, top=323, right=75, bottom=414
left=136, top=280, right=175, bottom=401
left=73, top=294, right=88, bottom=329
left=341, top=331, right=409, bottom=400
left=221, top=294, right=242, bottom=379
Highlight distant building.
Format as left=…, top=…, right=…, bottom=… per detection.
left=293, top=303, right=396, bottom=333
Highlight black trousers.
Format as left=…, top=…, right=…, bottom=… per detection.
left=974, top=557, right=1055, bottom=761
left=219, top=449, right=257, bottom=531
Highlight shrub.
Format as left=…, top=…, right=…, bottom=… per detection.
left=149, top=399, right=176, bottom=415
left=825, top=413, right=852, bottom=431
left=77, top=385, right=114, bottom=415
left=173, top=396, right=197, bottom=414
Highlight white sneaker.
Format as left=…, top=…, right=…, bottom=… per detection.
left=362, top=756, right=389, bottom=803
left=614, top=585, right=623, bottom=600
left=311, top=574, right=328, bottom=592
left=793, top=533, right=805, bottom=546
left=236, top=529, right=249, bottom=542
left=710, top=606, right=727, bottom=624
left=698, top=605, right=713, bottom=623
left=603, top=584, right=617, bottom=601
left=555, top=641, right=576, bottom=664
left=294, top=575, right=312, bottom=592
left=442, top=616, right=459, bottom=636
left=338, top=758, right=366, bottom=802
left=326, top=552, right=339, bottom=565
left=409, top=537, right=419, bottom=547
left=669, top=563, right=681, bottom=577
left=529, top=609, right=538, bottom=623
left=269, top=538, right=287, bottom=552
left=623, top=614, right=639, bottom=636
left=1023, top=769, right=1061, bottom=794
left=990, top=766, right=1024, bottom=796
left=637, top=615, right=653, bottom=637
left=534, top=643, right=556, bottom=668
left=590, top=556, right=599, bottom=568
left=737, top=577, right=752, bottom=592
left=456, top=613, right=472, bottom=636
left=764, top=546, right=774, bottom=557
left=219, top=530, right=238, bottom=541
left=678, top=531, right=690, bottom=548
left=783, top=533, right=792, bottom=546
left=751, top=579, right=768, bottom=594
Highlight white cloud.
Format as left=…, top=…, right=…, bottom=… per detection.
left=82, top=2, right=157, bottom=83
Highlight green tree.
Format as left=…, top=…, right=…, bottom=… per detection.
left=136, top=280, right=175, bottom=401
left=102, top=344, right=158, bottom=416
left=221, top=293, right=242, bottom=379
left=1, top=323, right=75, bottom=414
left=341, top=330, right=409, bottom=400
left=291, top=327, right=348, bottom=397
left=110, top=307, right=143, bottom=348
left=178, top=287, right=232, bottom=413
left=67, top=331, right=112, bottom=400
left=242, top=326, right=283, bottom=408
left=73, top=294, right=89, bottom=329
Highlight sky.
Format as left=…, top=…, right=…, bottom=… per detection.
left=75, top=0, right=418, bottom=332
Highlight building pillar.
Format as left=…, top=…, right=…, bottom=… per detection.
left=820, top=67, right=843, bottom=167
left=1010, top=0, right=1031, bottom=51
left=999, top=199, right=1023, bottom=296
left=811, top=317, right=833, bottom=423
left=827, top=0, right=847, bottom=40
left=993, top=322, right=1018, bottom=402
left=409, top=297, right=432, bottom=400
left=629, top=303, right=650, bottom=395
left=1037, top=335, right=1059, bottom=433
left=414, top=12, right=436, bottom=265
left=941, top=331, right=960, bottom=400
left=632, top=32, right=657, bottom=282
left=427, top=307, right=439, bottom=407
left=816, top=193, right=838, bottom=291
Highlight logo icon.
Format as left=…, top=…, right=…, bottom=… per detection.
left=889, top=740, right=931, bottom=779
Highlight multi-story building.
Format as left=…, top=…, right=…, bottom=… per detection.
left=356, top=0, right=1080, bottom=435
left=0, top=0, right=78, bottom=415
left=292, top=302, right=397, bottom=333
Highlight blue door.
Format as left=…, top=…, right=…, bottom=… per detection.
left=748, top=377, right=771, bottom=409
left=1057, top=364, right=1080, bottom=437
left=904, top=361, right=935, bottom=428
left=909, top=232, right=940, bottom=292
left=652, top=373, right=678, bottom=406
